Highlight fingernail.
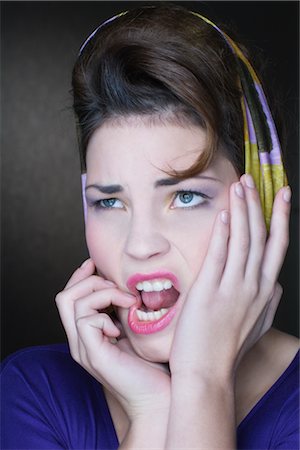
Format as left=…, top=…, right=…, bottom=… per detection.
left=283, top=186, right=291, bottom=203
left=245, top=174, right=255, bottom=189
left=80, top=258, right=91, bottom=268
left=235, top=182, right=244, bottom=198
left=221, top=210, right=230, bottom=224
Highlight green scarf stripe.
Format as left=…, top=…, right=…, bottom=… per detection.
left=237, top=59, right=272, bottom=154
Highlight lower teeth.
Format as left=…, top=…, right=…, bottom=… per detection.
left=136, top=308, right=169, bottom=322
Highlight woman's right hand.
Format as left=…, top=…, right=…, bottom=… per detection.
left=55, top=259, right=171, bottom=424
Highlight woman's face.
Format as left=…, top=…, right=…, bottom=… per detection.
left=85, top=119, right=238, bottom=362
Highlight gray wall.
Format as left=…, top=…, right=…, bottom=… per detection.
left=2, top=1, right=299, bottom=359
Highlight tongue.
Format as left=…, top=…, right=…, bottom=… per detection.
left=141, top=286, right=179, bottom=311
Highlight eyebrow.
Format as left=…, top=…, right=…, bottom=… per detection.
left=154, top=175, right=222, bottom=187
left=85, top=184, right=123, bottom=194
left=85, top=175, right=221, bottom=194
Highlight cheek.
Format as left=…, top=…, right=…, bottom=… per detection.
left=183, top=222, right=212, bottom=270
left=85, top=220, right=121, bottom=276
left=171, top=209, right=217, bottom=276
left=188, top=193, right=231, bottom=270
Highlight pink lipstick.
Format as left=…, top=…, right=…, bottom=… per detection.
left=126, top=271, right=179, bottom=335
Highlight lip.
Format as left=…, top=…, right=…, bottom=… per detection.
left=126, top=271, right=180, bottom=335
left=128, top=304, right=177, bottom=334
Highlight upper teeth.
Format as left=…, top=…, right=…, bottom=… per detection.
left=136, top=279, right=173, bottom=292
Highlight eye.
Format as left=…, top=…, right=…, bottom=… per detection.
left=172, top=190, right=209, bottom=209
left=92, top=198, right=123, bottom=209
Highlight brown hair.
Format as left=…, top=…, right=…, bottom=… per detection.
left=72, top=3, right=245, bottom=176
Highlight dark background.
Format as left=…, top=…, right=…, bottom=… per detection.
left=1, top=1, right=299, bottom=359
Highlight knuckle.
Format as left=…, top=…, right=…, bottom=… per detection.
left=75, top=316, right=88, bottom=330
left=89, top=275, right=99, bottom=283
left=239, top=235, right=250, bottom=253
left=247, top=282, right=259, bottom=299
left=218, top=280, right=232, bottom=299
left=277, top=283, right=283, bottom=297
left=90, top=275, right=105, bottom=287
left=70, top=349, right=80, bottom=364
left=271, top=283, right=283, bottom=301
left=55, top=291, right=64, bottom=307
left=74, top=297, right=86, bottom=312
left=212, top=250, right=226, bottom=265
left=211, top=242, right=227, bottom=264
left=262, top=318, right=273, bottom=335
left=256, top=224, right=267, bottom=244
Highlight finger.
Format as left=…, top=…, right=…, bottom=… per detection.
left=63, top=274, right=117, bottom=302
left=240, top=174, right=267, bottom=281
left=74, top=288, right=135, bottom=320
left=113, top=317, right=127, bottom=339
left=64, top=258, right=95, bottom=289
left=76, top=313, right=123, bottom=377
left=56, top=275, right=115, bottom=348
left=222, top=181, right=250, bottom=280
left=56, top=280, right=129, bottom=352
left=197, top=209, right=230, bottom=285
left=55, top=292, right=79, bottom=355
left=77, top=312, right=121, bottom=339
left=261, top=187, right=291, bottom=284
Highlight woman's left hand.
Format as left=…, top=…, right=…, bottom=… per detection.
left=169, top=174, right=290, bottom=379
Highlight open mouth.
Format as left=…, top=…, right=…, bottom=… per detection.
left=127, top=275, right=180, bottom=334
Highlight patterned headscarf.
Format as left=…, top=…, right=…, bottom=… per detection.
left=191, top=13, right=287, bottom=230
left=80, top=9, right=288, bottom=229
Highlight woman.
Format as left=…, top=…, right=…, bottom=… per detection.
left=2, top=3, right=299, bottom=449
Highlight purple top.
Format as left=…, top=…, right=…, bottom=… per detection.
left=1, top=344, right=299, bottom=449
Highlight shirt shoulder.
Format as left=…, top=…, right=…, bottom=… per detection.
left=237, top=350, right=299, bottom=449
left=1, top=344, right=118, bottom=449
left=2, top=343, right=70, bottom=368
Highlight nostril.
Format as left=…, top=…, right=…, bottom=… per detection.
left=124, top=229, right=171, bottom=261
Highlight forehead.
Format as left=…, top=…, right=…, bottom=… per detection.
left=86, top=121, right=207, bottom=177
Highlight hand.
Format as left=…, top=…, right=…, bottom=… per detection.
left=55, top=260, right=170, bottom=421
left=169, top=174, right=290, bottom=380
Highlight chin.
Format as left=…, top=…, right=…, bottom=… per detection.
left=126, top=329, right=173, bottom=364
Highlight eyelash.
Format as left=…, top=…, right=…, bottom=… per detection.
left=89, top=190, right=211, bottom=211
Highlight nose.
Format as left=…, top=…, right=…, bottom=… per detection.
left=124, top=213, right=171, bottom=261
